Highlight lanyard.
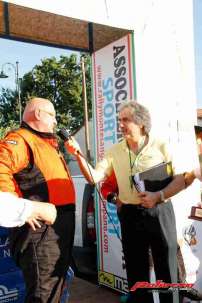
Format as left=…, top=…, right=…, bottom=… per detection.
left=128, top=136, right=146, bottom=189
left=128, top=148, right=138, bottom=190
left=128, top=148, right=137, bottom=171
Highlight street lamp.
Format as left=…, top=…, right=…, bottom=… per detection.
left=0, top=61, right=22, bottom=123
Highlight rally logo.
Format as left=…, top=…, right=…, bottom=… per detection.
left=99, top=271, right=114, bottom=287
left=99, top=271, right=128, bottom=292
left=0, top=285, right=18, bottom=302
left=4, top=140, right=17, bottom=145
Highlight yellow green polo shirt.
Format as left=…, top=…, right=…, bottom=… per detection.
left=96, top=137, right=172, bottom=205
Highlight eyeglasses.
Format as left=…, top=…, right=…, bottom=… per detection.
left=39, top=109, right=56, bottom=118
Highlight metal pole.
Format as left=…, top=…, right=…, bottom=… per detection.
left=0, top=61, right=22, bottom=124
left=81, top=56, right=91, bottom=162
left=16, top=61, right=22, bottom=123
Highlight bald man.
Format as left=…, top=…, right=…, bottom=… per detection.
left=0, top=98, right=76, bottom=303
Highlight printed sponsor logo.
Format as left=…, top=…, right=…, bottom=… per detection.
left=0, top=285, right=18, bottom=302
left=0, top=237, right=9, bottom=249
left=114, top=275, right=128, bottom=292
left=0, top=237, right=10, bottom=258
left=99, top=271, right=114, bottom=287
left=131, top=280, right=194, bottom=293
left=4, top=140, right=17, bottom=145
left=99, top=271, right=128, bottom=292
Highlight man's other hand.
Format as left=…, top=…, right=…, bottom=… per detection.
left=26, top=202, right=57, bottom=231
left=138, top=191, right=159, bottom=208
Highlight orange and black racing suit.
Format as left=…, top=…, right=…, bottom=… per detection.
left=0, top=123, right=75, bottom=303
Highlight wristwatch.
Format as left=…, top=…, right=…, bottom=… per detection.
left=159, top=190, right=165, bottom=203
left=106, top=192, right=117, bottom=204
left=183, top=171, right=195, bottom=188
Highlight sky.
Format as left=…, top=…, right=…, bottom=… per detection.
left=193, top=0, right=202, bottom=107
left=0, top=39, right=76, bottom=89
left=0, top=0, right=111, bottom=90
left=1, top=0, right=202, bottom=107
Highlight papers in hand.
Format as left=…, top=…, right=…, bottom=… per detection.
left=132, top=162, right=173, bottom=192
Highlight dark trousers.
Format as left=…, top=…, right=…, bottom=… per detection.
left=118, top=202, right=179, bottom=303
left=11, top=207, right=75, bottom=303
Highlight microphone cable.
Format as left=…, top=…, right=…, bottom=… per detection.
left=57, top=128, right=122, bottom=243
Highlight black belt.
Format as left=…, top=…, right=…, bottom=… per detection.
left=123, top=204, right=145, bottom=210
left=56, top=204, right=75, bottom=212
left=132, top=204, right=145, bottom=210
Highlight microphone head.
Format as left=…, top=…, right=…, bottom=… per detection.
left=57, top=128, right=71, bottom=141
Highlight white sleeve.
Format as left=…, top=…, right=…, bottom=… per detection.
left=0, top=192, right=33, bottom=227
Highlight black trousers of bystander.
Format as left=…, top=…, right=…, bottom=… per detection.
left=118, top=202, right=179, bottom=303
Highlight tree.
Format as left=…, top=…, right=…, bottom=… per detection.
left=0, top=120, right=19, bottom=139
left=0, top=53, right=92, bottom=133
left=0, top=88, right=20, bottom=128
left=21, top=53, right=92, bottom=132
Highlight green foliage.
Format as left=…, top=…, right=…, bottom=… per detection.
left=0, top=88, right=21, bottom=127
left=0, top=53, right=92, bottom=133
left=22, top=53, right=92, bottom=132
left=0, top=120, right=19, bottom=139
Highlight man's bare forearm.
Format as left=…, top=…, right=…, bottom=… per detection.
left=159, top=174, right=186, bottom=200
left=75, top=153, right=105, bottom=184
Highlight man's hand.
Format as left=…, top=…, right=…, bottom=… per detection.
left=184, top=171, right=196, bottom=187
left=26, top=218, right=41, bottom=231
left=138, top=191, right=159, bottom=208
left=64, top=137, right=81, bottom=156
left=26, top=202, right=57, bottom=231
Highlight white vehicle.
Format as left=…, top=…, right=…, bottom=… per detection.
left=71, top=175, right=97, bottom=276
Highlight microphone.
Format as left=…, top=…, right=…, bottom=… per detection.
left=57, top=128, right=81, bottom=156
left=57, top=128, right=71, bottom=142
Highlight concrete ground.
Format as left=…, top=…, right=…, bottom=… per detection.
left=69, top=276, right=120, bottom=303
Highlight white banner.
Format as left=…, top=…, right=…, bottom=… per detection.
left=91, top=29, right=202, bottom=301
left=91, top=33, right=136, bottom=292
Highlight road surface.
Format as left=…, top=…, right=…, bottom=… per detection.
left=69, top=276, right=121, bottom=303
